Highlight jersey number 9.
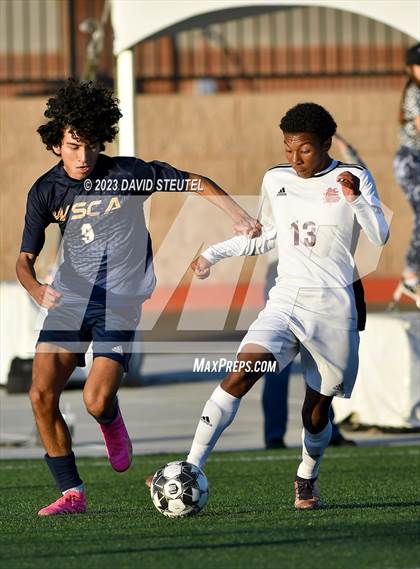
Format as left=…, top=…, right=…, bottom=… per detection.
left=81, top=223, right=95, bottom=244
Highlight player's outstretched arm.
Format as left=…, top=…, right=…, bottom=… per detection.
left=16, top=252, right=61, bottom=309
left=187, top=172, right=261, bottom=237
left=190, top=224, right=277, bottom=279
left=337, top=170, right=389, bottom=246
left=191, top=256, right=212, bottom=280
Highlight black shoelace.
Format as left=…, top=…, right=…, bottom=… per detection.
left=296, top=478, right=315, bottom=500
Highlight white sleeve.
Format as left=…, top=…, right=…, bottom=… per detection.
left=349, top=169, right=390, bottom=246
left=202, top=180, right=277, bottom=266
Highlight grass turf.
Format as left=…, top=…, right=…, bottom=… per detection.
left=0, top=446, right=419, bottom=569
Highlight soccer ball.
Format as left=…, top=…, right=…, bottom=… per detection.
left=150, top=461, right=208, bottom=517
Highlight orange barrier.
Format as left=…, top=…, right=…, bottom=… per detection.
left=142, top=277, right=408, bottom=313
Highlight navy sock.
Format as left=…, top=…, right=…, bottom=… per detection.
left=95, top=398, right=119, bottom=425
left=44, top=452, right=83, bottom=493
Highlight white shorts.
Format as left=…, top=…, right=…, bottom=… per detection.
left=237, top=304, right=359, bottom=398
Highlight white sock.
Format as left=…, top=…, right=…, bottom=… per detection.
left=187, top=385, right=241, bottom=469
left=403, top=276, right=418, bottom=287
left=63, top=483, right=84, bottom=495
left=296, top=422, right=332, bottom=480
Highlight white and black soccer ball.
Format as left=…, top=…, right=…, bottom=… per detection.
left=150, top=461, right=208, bottom=518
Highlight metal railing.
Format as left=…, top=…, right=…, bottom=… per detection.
left=0, top=1, right=413, bottom=93
left=136, top=6, right=412, bottom=84
left=0, top=0, right=113, bottom=91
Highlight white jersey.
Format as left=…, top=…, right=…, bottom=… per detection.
left=202, top=160, right=389, bottom=330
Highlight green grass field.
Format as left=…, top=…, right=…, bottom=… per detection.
left=1, top=445, right=419, bottom=569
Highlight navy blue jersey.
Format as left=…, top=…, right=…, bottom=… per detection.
left=20, top=154, right=189, bottom=303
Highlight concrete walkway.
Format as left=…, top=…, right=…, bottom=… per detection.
left=1, top=362, right=419, bottom=460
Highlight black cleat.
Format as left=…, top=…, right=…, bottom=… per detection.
left=265, top=438, right=286, bottom=450
left=294, top=476, right=323, bottom=510
left=329, top=433, right=356, bottom=447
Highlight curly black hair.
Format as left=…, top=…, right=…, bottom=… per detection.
left=279, top=103, right=337, bottom=141
left=37, top=78, right=122, bottom=152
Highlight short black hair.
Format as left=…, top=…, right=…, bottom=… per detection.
left=37, top=78, right=122, bottom=152
left=406, top=42, right=420, bottom=65
left=279, top=102, right=337, bottom=142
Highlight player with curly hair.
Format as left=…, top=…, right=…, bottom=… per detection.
left=183, top=102, right=390, bottom=509
left=16, top=78, right=260, bottom=516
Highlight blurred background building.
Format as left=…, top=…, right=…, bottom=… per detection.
left=0, top=0, right=418, bottom=299
left=0, top=0, right=414, bottom=94
left=0, top=1, right=419, bottom=435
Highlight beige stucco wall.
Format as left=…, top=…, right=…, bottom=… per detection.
left=0, top=90, right=412, bottom=284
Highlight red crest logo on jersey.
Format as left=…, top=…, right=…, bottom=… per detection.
left=324, top=187, right=340, bottom=203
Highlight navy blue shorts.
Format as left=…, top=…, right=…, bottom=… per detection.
left=37, top=302, right=141, bottom=371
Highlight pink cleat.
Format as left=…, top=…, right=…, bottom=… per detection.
left=99, top=407, right=133, bottom=472
left=38, top=490, right=87, bottom=516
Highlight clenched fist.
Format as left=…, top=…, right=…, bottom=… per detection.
left=191, top=256, right=212, bottom=280
left=232, top=214, right=262, bottom=237
left=29, top=283, right=62, bottom=309
left=336, top=171, right=361, bottom=203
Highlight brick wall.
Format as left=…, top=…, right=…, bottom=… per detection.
left=0, top=89, right=411, bottom=285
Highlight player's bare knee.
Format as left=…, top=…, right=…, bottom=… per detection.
left=302, top=387, right=333, bottom=433
left=29, top=386, right=58, bottom=415
left=84, top=399, right=106, bottom=419
left=83, top=391, right=110, bottom=420
left=83, top=390, right=99, bottom=417
left=223, top=347, right=271, bottom=397
left=302, top=404, right=330, bottom=433
left=221, top=370, right=258, bottom=398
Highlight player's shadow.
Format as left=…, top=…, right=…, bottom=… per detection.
left=0, top=484, right=52, bottom=490
left=5, top=525, right=420, bottom=562
left=199, top=499, right=420, bottom=518
left=321, top=500, right=420, bottom=510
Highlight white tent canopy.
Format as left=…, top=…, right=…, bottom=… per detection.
left=111, top=0, right=420, bottom=53
left=110, top=0, right=420, bottom=154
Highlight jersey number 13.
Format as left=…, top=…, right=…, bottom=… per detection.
left=290, top=221, right=317, bottom=247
